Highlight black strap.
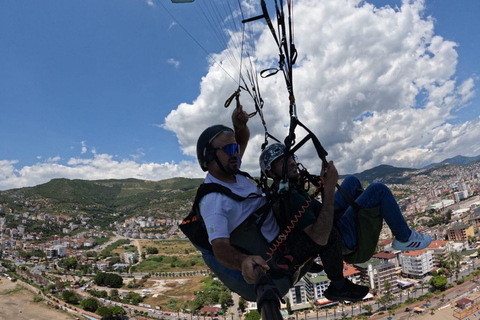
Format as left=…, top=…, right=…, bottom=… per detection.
left=336, top=184, right=362, bottom=214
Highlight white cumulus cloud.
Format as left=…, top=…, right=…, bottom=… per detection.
left=0, top=154, right=204, bottom=190
left=163, top=0, right=477, bottom=175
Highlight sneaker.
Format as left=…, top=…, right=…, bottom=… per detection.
left=392, top=229, right=432, bottom=251
left=323, top=278, right=369, bottom=302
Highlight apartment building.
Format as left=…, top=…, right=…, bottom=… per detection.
left=303, top=263, right=362, bottom=303
left=447, top=223, right=475, bottom=241
left=46, top=244, right=67, bottom=258
left=427, top=240, right=452, bottom=267
left=286, top=278, right=311, bottom=312
left=400, top=249, right=434, bottom=278
left=373, top=251, right=401, bottom=269
left=354, top=258, right=399, bottom=293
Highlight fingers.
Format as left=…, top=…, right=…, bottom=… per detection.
left=241, top=256, right=269, bottom=284
left=321, top=161, right=338, bottom=190
left=232, top=105, right=249, bottom=128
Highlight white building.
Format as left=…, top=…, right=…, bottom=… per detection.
left=46, top=245, right=67, bottom=258
left=304, top=264, right=362, bottom=303
left=400, top=249, right=434, bottom=278
left=285, top=278, right=311, bottom=311
left=454, top=191, right=469, bottom=203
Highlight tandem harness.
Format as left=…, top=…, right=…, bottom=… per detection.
left=179, top=173, right=317, bottom=283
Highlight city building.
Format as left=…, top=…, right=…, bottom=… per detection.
left=427, top=240, right=452, bottom=267
left=46, top=245, right=67, bottom=258
left=354, top=258, right=399, bottom=293
left=400, top=249, right=434, bottom=278
left=286, top=278, right=311, bottom=312
left=447, top=223, right=475, bottom=241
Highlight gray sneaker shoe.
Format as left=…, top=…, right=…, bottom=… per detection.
left=392, top=229, right=431, bottom=251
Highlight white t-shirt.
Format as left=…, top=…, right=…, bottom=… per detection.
left=199, top=173, right=279, bottom=244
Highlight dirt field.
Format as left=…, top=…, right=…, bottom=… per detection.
left=0, top=279, right=77, bottom=320
left=122, top=275, right=208, bottom=309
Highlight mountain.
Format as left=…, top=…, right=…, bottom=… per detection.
left=0, top=177, right=203, bottom=223
left=345, top=164, right=417, bottom=184
left=1, top=154, right=478, bottom=222
left=422, top=155, right=480, bottom=169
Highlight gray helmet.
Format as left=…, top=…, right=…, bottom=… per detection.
left=259, top=143, right=285, bottom=175
left=196, top=125, right=234, bottom=171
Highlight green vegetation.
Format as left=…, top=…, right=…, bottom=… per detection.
left=0, top=177, right=203, bottom=228
left=101, top=239, right=131, bottom=257
left=146, top=246, right=159, bottom=254
left=96, top=305, right=126, bottom=319
left=81, top=298, right=100, bottom=312
left=94, top=272, right=124, bottom=288
left=186, top=278, right=232, bottom=314
left=62, top=290, right=80, bottom=304
left=132, top=254, right=206, bottom=273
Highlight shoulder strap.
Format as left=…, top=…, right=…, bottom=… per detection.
left=194, top=182, right=264, bottom=206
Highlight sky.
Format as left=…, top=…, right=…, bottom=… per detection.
left=0, top=0, right=479, bottom=191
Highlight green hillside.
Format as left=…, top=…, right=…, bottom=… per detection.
left=0, top=177, right=203, bottom=223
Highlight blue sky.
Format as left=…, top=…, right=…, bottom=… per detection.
left=1, top=0, right=479, bottom=190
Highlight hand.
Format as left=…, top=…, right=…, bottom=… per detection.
left=232, top=105, right=249, bottom=130
left=322, top=161, right=338, bottom=192
left=241, top=255, right=269, bottom=284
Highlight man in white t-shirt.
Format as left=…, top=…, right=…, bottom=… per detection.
left=195, top=106, right=278, bottom=301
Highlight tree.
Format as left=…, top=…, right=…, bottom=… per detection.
left=94, top=272, right=123, bottom=288
left=244, top=311, right=261, bottom=320
left=111, top=305, right=127, bottom=317
left=126, top=291, right=143, bottom=305
left=81, top=298, right=99, bottom=312
left=146, top=247, right=159, bottom=254
left=363, top=304, right=373, bottom=315
left=238, top=297, right=246, bottom=313
left=61, top=290, right=79, bottom=304
left=378, top=281, right=395, bottom=311
left=62, top=257, right=78, bottom=271
left=96, top=306, right=113, bottom=319
left=429, top=275, right=448, bottom=291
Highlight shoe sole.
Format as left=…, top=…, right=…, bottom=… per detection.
left=324, top=292, right=366, bottom=302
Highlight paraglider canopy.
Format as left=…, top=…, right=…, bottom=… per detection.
left=171, top=0, right=195, bottom=3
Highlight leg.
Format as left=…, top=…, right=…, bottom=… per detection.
left=334, top=176, right=362, bottom=249
left=335, top=175, right=364, bottom=211
left=197, top=246, right=257, bottom=301
left=335, top=176, right=411, bottom=243
left=318, top=228, right=370, bottom=301
left=317, top=228, right=345, bottom=284
left=198, top=246, right=292, bottom=302
left=354, top=182, right=411, bottom=241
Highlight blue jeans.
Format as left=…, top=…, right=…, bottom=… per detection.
left=195, top=245, right=291, bottom=301
left=335, top=175, right=411, bottom=250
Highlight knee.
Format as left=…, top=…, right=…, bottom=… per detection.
left=343, top=175, right=360, bottom=185
left=368, top=182, right=393, bottom=197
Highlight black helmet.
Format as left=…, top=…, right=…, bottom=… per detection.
left=197, top=125, right=234, bottom=171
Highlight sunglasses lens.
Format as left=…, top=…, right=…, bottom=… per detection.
left=224, top=144, right=239, bottom=155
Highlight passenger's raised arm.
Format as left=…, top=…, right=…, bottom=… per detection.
left=231, top=105, right=250, bottom=158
